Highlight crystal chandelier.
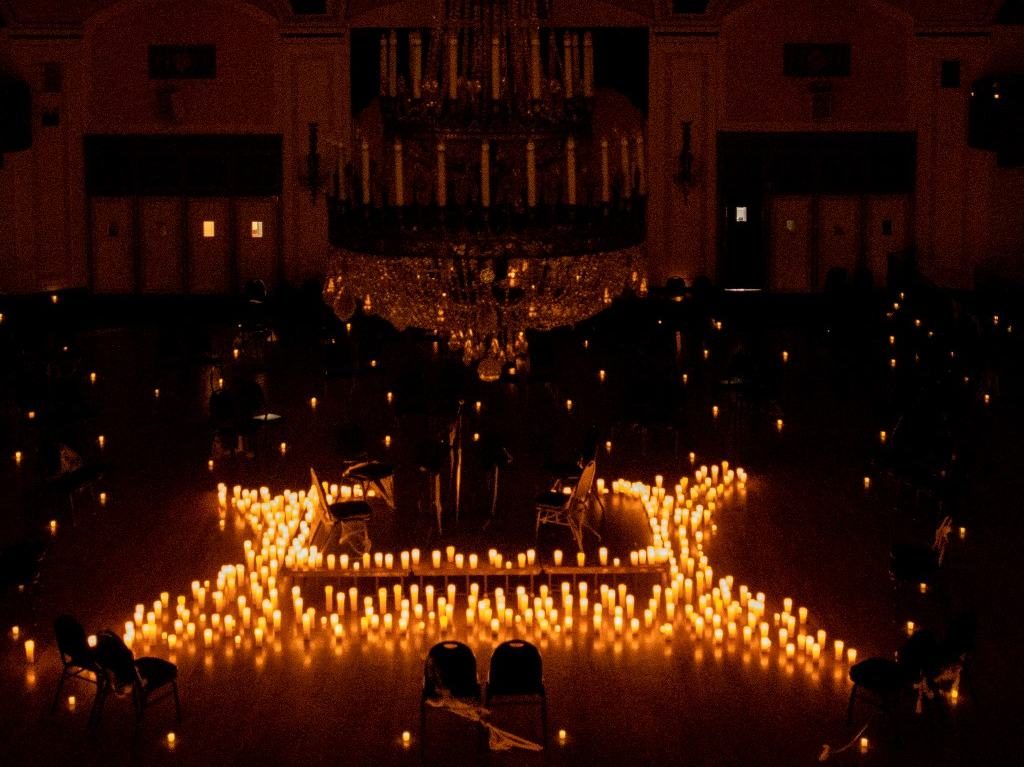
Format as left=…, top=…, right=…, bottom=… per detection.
left=324, top=0, right=647, bottom=377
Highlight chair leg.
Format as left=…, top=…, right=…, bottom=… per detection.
left=172, top=681, right=182, bottom=722
left=51, top=672, right=67, bottom=714
left=846, top=685, right=858, bottom=726
left=89, top=680, right=108, bottom=728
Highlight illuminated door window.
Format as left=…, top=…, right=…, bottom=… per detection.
left=203, top=220, right=216, bottom=238
left=735, top=207, right=748, bottom=223
left=251, top=221, right=264, bottom=238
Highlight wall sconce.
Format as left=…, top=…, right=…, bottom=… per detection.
left=674, top=121, right=694, bottom=192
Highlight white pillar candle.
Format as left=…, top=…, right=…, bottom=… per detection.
left=635, top=134, right=646, bottom=195
left=393, top=141, right=404, bottom=207
left=387, top=30, right=398, bottom=97
left=565, top=137, right=577, bottom=205
left=553, top=549, right=563, bottom=566
left=447, top=33, right=458, bottom=100
left=480, top=141, right=490, bottom=208
left=526, top=141, right=537, bottom=207
left=491, top=34, right=501, bottom=100
left=410, top=31, right=422, bottom=98
left=360, top=140, right=370, bottom=205
left=600, top=138, right=610, bottom=203
left=562, top=34, right=573, bottom=98
left=24, top=639, right=35, bottom=664
left=530, top=31, right=541, bottom=100
left=583, top=32, right=594, bottom=97
left=620, top=136, right=631, bottom=198
left=436, top=143, right=447, bottom=207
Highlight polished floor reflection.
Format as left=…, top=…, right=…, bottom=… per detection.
left=0, top=290, right=1018, bottom=765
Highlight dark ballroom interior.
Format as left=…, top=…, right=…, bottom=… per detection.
left=1, top=2, right=1023, bottom=765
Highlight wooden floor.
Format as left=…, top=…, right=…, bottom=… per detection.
left=0, top=292, right=1020, bottom=766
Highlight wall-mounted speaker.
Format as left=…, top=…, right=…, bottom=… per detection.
left=0, top=73, right=31, bottom=152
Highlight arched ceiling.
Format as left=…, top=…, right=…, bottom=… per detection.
left=0, top=0, right=1011, bottom=27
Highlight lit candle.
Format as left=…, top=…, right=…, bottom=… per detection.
left=24, top=639, right=35, bottom=664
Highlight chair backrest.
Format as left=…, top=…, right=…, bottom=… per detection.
left=424, top=641, right=478, bottom=700
left=569, top=461, right=597, bottom=510
left=54, top=615, right=93, bottom=667
left=488, top=640, right=543, bottom=697
left=94, top=631, right=139, bottom=690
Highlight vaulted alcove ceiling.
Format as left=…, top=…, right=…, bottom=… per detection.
left=0, top=0, right=294, bottom=25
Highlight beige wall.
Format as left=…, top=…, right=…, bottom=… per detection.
left=1, top=0, right=1022, bottom=295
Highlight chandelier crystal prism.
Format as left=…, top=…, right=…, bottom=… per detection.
left=325, top=0, right=647, bottom=375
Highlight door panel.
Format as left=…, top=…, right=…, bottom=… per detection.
left=866, top=195, right=910, bottom=287
left=236, top=198, right=279, bottom=288
left=817, top=196, right=860, bottom=288
left=770, top=195, right=812, bottom=292
left=140, top=198, right=184, bottom=293
left=188, top=199, right=231, bottom=293
left=91, top=198, right=135, bottom=293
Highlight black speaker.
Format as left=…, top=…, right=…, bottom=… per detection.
left=968, top=75, right=1024, bottom=166
left=0, top=73, right=31, bottom=152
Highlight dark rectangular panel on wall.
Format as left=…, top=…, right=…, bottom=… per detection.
left=84, top=135, right=283, bottom=196
left=783, top=44, right=851, bottom=77
left=718, top=132, right=916, bottom=196
left=148, top=45, right=217, bottom=79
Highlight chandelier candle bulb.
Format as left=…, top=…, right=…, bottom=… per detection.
left=600, top=139, right=610, bottom=203
left=583, top=32, right=594, bottom=96
left=563, top=34, right=573, bottom=97
left=480, top=141, right=490, bottom=207
left=393, top=141, right=404, bottom=206
left=360, top=140, right=370, bottom=205
left=529, top=30, right=541, bottom=99
left=409, top=31, right=422, bottom=98
left=446, top=33, right=458, bottom=99
left=566, top=137, right=577, bottom=205
left=620, top=136, right=631, bottom=197
left=387, top=30, right=398, bottom=96
left=636, top=134, right=646, bottom=195
left=526, top=141, right=536, bottom=207
left=379, top=34, right=387, bottom=95
left=491, top=34, right=500, bottom=100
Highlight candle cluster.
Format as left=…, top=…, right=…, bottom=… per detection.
left=110, top=463, right=857, bottom=696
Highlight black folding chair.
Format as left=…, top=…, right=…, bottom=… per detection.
left=93, top=631, right=181, bottom=726
left=421, top=641, right=483, bottom=756
left=485, top=639, right=547, bottom=744
left=51, top=615, right=101, bottom=714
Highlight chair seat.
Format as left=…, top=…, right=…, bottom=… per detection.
left=327, top=500, right=372, bottom=521
left=135, top=656, right=177, bottom=690
left=890, top=544, right=938, bottom=581
left=347, top=462, right=394, bottom=481
left=535, top=491, right=568, bottom=509
left=850, top=658, right=910, bottom=691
